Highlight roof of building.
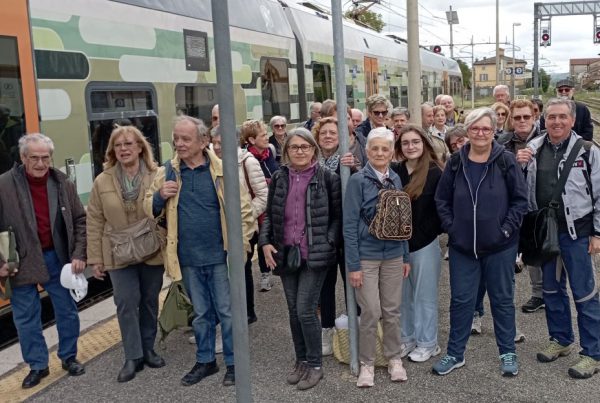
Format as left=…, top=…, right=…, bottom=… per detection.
left=474, top=56, right=527, bottom=66
left=570, top=58, right=600, bottom=65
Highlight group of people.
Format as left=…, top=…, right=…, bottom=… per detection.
left=1, top=84, right=600, bottom=394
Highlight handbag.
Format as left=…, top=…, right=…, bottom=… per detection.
left=280, top=244, right=302, bottom=274
left=0, top=226, right=19, bottom=300
left=362, top=178, right=412, bottom=241
left=107, top=217, right=165, bottom=267
left=519, top=139, right=584, bottom=266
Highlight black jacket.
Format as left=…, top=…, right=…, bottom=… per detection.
left=258, top=165, right=342, bottom=274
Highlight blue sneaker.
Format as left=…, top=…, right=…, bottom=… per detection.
left=500, top=353, right=519, bottom=377
left=432, top=355, right=465, bottom=375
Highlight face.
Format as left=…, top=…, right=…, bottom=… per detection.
left=318, top=122, right=339, bottom=154
left=369, top=104, right=388, bottom=127
left=495, top=108, right=507, bottom=127
left=467, top=116, right=494, bottom=149
left=434, top=109, right=447, bottom=127
left=422, top=106, right=434, bottom=127
left=272, top=120, right=287, bottom=137
left=400, top=131, right=424, bottom=161
left=393, top=114, right=408, bottom=133
left=250, top=128, right=269, bottom=151
left=286, top=136, right=315, bottom=171
left=449, top=135, right=467, bottom=152
left=367, top=137, right=393, bottom=171
left=310, top=104, right=321, bottom=121
left=556, top=86, right=574, bottom=99
left=511, top=106, right=534, bottom=136
left=441, top=97, right=454, bottom=114
left=21, top=141, right=52, bottom=178
left=494, top=90, right=509, bottom=105
left=545, top=104, right=575, bottom=143
left=173, top=121, right=207, bottom=161
left=351, top=110, right=363, bottom=128
left=211, top=109, right=219, bottom=128
left=532, top=104, right=541, bottom=121
left=211, top=135, right=222, bottom=158
left=113, top=133, right=142, bottom=167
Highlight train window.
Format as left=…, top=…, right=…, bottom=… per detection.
left=86, top=83, right=160, bottom=177
left=260, top=57, right=290, bottom=121
left=312, top=63, right=332, bottom=102
left=35, top=50, right=89, bottom=80
left=400, top=86, right=408, bottom=107
left=346, top=85, right=355, bottom=108
left=0, top=36, right=26, bottom=174
left=174, top=84, right=218, bottom=127
left=389, top=86, right=399, bottom=107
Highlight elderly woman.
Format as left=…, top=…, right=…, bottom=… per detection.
left=344, top=127, right=411, bottom=387
left=259, top=128, right=341, bottom=391
left=87, top=125, right=165, bottom=383
left=355, top=94, right=392, bottom=145
left=492, top=102, right=511, bottom=138
left=268, top=115, right=288, bottom=162
left=391, top=107, right=410, bottom=140
left=444, top=125, right=468, bottom=154
left=319, top=99, right=366, bottom=167
left=430, top=105, right=449, bottom=139
left=433, top=108, right=528, bottom=377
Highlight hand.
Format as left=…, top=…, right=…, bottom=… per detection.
left=589, top=236, right=600, bottom=254
left=159, top=180, right=179, bottom=200
left=516, top=147, right=534, bottom=164
left=262, top=244, right=278, bottom=270
left=402, top=263, right=411, bottom=278
left=340, top=152, right=356, bottom=168
left=0, top=263, right=17, bottom=277
left=71, top=258, right=86, bottom=274
left=349, top=271, right=363, bottom=288
left=92, top=264, right=106, bottom=280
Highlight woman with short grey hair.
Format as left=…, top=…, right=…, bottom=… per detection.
left=269, top=115, right=288, bottom=162
left=355, top=94, right=393, bottom=145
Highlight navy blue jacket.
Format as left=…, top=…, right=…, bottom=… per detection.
left=434, top=141, right=528, bottom=259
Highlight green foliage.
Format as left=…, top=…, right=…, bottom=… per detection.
left=456, top=59, right=472, bottom=89
left=539, top=68, right=551, bottom=93
left=344, top=9, right=385, bottom=33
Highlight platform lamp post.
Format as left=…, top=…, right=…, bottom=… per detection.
left=446, top=6, right=459, bottom=58
left=512, top=22, right=521, bottom=99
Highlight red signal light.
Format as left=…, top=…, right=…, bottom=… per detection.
left=433, top=45, right=442, bottom=53
left=541, top=33, right=550, bottom=41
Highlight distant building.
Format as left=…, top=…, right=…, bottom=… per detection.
left=473, top=48, right=528, bottom=96
left=570, top=58, right=600, bottom=89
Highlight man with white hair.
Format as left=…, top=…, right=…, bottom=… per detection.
left=303, top=102, right=322, bottom=131
left=493, top=85, right=511, bottom=106
left=351, top=108, right=364, bottom=130
left=0, top=133, right=87, bottom=388
left=440, top=95, right=460, bottom=127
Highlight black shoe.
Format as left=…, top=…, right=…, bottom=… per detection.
left=61, top=357, right=85, bottom=376
left=22, top=368, right=49, bottom=389
left=522, top=297, right=545, bottom=313
left=144, top=350, right=166, bottom=368
left=181, top=360, right=219, bottom=386
left=117, top=358, right=144, bottom=383
left=248, top=314, right=258, bottom=324
left=223, top=365, right=235, bottom=386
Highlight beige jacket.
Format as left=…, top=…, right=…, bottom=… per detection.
left=238, top=149, right=268, bottom=232
left=143, top=150, right=254, bottom=281
left=86, top=164, right=163, bottom=270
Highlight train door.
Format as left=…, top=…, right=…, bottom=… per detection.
left=0, top=0, right=40, bottom=176
left=364, top=56, right=378, bottom=98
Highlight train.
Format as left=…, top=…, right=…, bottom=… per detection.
left=0, top=0, right=462, bottom=333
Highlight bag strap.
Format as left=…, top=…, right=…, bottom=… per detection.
left=550, top=138, right=584, bottom=208
left=241, top=156, right=255, bottom=199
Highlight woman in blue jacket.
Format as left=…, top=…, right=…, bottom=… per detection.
left=432, top=107, right=528, bottom=377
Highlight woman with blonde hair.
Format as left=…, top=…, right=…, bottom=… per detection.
left=491, top=102, right=511, bottom=138
left=87, top=124, right=165, bottom=383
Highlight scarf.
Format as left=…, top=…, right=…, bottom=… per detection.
left=318, top=150, right=341, bottom=172
left=248, top=145, right=270, bottom=162
left=116, top=159, right=146, bottom=212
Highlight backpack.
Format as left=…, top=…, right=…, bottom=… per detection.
left=362, top=177, right=412, bottom=241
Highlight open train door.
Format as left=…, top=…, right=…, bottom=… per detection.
left=364, top=56, right=378, bottom=98
left=0, top=0, right=39, bottom=311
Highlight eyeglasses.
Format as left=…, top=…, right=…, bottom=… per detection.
left=27, top=155, right=51, bottom=164
left=497, top=112, right=507, bottom=117
left=400, top=139, right=422, bottom=147
left=512, top=115, right=532, bottom=121
left=114, top=141, right=137, bottom=149
left=273, top=124, right=286, bottom=129
left=468, top=126, right=493, bottom=135
left=288, top=144, right=314, bottom=153
left=557, top=87, right=572, bottom=94
left=372, top=110, right=388, bottom=117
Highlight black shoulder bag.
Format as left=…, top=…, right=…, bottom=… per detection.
left=519, top=139, right=584, bottom=266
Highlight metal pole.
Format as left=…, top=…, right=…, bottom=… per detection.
left=449, top=5, right=454, bottom=58
left=512, top=24, right=516, bottom=98
left=495, top=0, right=500, bottom=85
left=211, top=1, right=252, bottom=401
left=407, top=0, right=423, bottom=126
left=330, top=0, right=358, bottom=377
left=534, top=3, right=540, bottom=96
left=471, top=36, right=475, bottom=109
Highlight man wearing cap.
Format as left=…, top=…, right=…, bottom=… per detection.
left=0, top=133, right=87, bottom=388
left=540, top=79, right=593, bottom=141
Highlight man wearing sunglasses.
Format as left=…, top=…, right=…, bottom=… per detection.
left=539, top=79, right=593, bottom=141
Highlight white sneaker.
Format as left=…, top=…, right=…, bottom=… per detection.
left=471, top=313, right=482, bottom=335
left=408, top=345, right=441, bottom=363
left=356, top=363, right=374, bottom=387
left=400, top=341, right=417, bottom=358
left=189, top=327, right=223, bottom=353
left=260, top=272, right=272, bottom=292
left=188, top=335, right=196, bottom=344
left=515, top=328, right=526, bottom=343
left=388, top=359, right=408, bottom=382
left=321, top=327, right=334, bottom=356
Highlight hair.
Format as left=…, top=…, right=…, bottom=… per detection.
left=391, top=107, right=410, bottom=120
left=281, top=127, right=320, bottom=165
left=351, top=108, right=364, bottom=121
left=432, top=105, right=446, bottom=117
left=320, top=99, right=337, bottom=118
left=532, top=98, right=543, bottom=113
left=19, top=133, right=55, bottom=156
left=395, top=125, right=442, bottom=200
left=464, top=107, right=497, bottom=132
left=444, top=124, right=468, bottom=151
left=544, top=98, right=576, bottom=119
left=312, top=116, right=338, bottom=146
left=493, top=84, right=510, bottom=97
left=366, top=127, right=394, bottom=149
left=310, top=102, right=322, bottom=113
left=103, top=125, right=157, bottom=170
left=365, top=94, right=392, bottom=113
left=491, top=102, right=511, bottom=130
left=173, top=115, right=209, bottom=141
left=269, top=115, right=287, bottom=127
left=434, top=94, right=445, bottom=105
left=509, top=99, right=534, bottom=116
left=240, top=119, right=267, bottom=147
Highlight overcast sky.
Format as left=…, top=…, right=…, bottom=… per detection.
left=310, top=0, right=600, bottom=74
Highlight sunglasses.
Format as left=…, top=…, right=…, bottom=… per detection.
left=497, top=112, right=507, bottom=117
left=273, top=124, right=286, bottom=129
left=372, top=110, right=388, bottom=117
left=557, top=87, right=572, bottom=93
left=512, top=115, right=532, bottom=121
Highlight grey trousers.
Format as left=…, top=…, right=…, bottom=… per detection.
left=528, top=265, right=543, bottom=298
left=109, top=264, right=164, bottom=360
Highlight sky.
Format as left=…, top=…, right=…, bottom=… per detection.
left=309, top=0, right=600, bottom=75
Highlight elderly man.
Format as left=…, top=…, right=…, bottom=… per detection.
left=493, top=85, right=511, bottom=106
left=0, top=134, right=87, bottom=388
left=303, top=102, right=322, bottom=131
left=145, top=116, right=254, bottom=387
left=440, top=95, right=460, bottom=127
left=390, top=107, right=410, bottom=140
left=517, top=98, right=600, bottom=379
left=421, top=102, right=435, bottom=131
left=211, top=104, right=220, bottom=128
left=351, top=108, right=364, bottom=130
left=540, top=79, right=593, bottom=141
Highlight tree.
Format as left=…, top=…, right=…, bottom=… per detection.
left=456, top=59, right=472, bottom=90
left=539, top=68, right=551, bottom=93
left=344, top=9, right=385, bottom=33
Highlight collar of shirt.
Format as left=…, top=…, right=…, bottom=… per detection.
left=373, top=166, right=389, bottom=183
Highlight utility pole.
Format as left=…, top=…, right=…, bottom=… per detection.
left=495, top=0, right=500, bottom=85
left=471, top=36, right=475, bottom=109
left=512, top=22, right=521, bottom=98
left=407, top=0, right=422, bottom=126
left=446, top=6, right=459, bottom=59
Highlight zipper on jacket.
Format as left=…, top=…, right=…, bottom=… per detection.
left=462, top=162, right=489, bottom=259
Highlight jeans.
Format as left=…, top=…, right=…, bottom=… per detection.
left=280, top=265, right=328, bottom=368
left=541, top=234, right=600, bottom=360
left=245, top=232, right=268, bottom=318
left=11, top=250, right=80, bottom=370
left=446, top=244, right=517, bottom=360
left=474, top=277, right=486, bottom=317
left=181, top=263, right=234, bottom=366
left=401, top=239, right=441, bottom=349
left=109, top=263, right=164, bottom=360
